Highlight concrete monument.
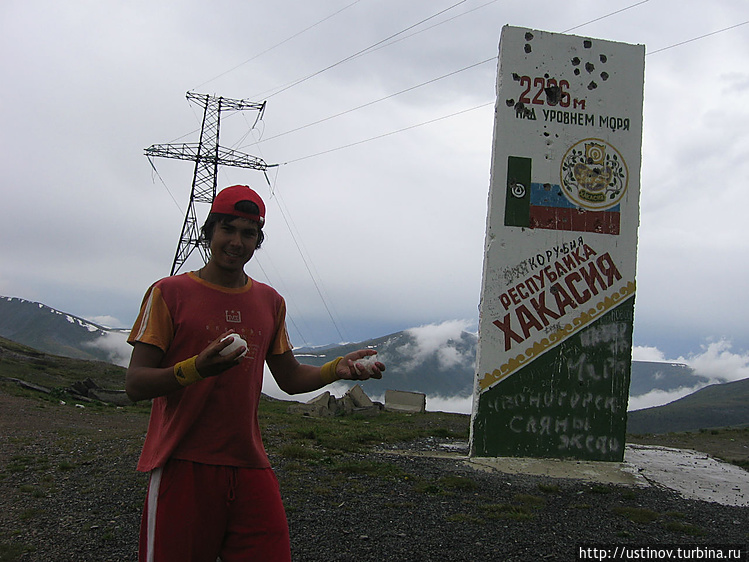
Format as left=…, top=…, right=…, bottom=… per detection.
left=470, top=26, right=645, bottom=462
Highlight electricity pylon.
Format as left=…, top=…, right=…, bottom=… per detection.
left=145, top=91, right=271, bottom=275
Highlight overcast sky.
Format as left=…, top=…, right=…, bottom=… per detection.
left=2, top=0, right=749, bottom=377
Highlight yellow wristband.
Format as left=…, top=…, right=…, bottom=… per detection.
left=174, top=356, right=203, bottom=387
left=320, top=357, right=344, bottom=385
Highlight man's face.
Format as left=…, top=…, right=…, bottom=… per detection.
left=209, top=217, right=260, bottom=272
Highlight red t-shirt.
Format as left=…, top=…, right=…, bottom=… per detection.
left=128, top=272, right=292, bottom=472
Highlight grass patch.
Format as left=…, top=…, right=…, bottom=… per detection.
left=293, top=429, right=316, bottom=440
left=513, top=493, right=545, bottom=508
left=430, top=427, right=467, bottom=439
left=18, top=484, right=46, bottom=498
left=281, top=461, right=312, bottom=473
left=538, top=483, right=560, bottom=494
left=446, top=513, right=484, bottom=525
left=438, top=475, right=477, bottom=491
left=259, top=399, right=469, bottom=457
left=414, top=481, right=442, bottom=494
left=662, top=521, right=706, bottom=536
left=4, top=454, right=49, bottom=474
left=613, top=506, right=704, bottom=534
left=613, top=506, right=660, bottom=523
left=18, top=508, right=41, bottom=522
left=279, top=443, right=322, bottom=461
left=479, top=494, right=545, bottom=522
left=628, top=426, right=749, bottom=467
left=312, top=485, right=332, bottom=496
left=480, top=503, right=535, bottom=521
left=0, top=541, right=30, bottom=561
left=315, top=433, right=365, bottom=453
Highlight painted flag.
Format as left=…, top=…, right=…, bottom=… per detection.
left=530, top=183, right=620, bottom=234
left=504, top=156, right=531, bottom=227
left=504, top=156, right=620, bottom=235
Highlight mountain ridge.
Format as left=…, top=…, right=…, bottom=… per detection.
left=0, top=295, right=722, bottom=399
left=2, top=295, right=747, bottom=433
left=0, top=296, right=116, bottom=363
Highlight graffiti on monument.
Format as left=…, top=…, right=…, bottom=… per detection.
left=470, top=26, right=644, bottom=462
left=473, top=298, right=634, bottom=461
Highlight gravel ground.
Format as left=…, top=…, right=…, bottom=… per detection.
left=1, top=391, right=747, bottom=561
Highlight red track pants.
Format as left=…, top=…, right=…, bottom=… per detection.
left=139, top=459, right=291, bottom=562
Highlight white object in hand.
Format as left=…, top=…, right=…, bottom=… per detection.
left=354, top=354, right=379, bottom=375
left=220, top=334, right=248, bottom=357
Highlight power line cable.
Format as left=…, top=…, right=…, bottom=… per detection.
left=250, top=252, right=312, bottom=346
left=150, top=3, right=748, bottom=345
left=271, top=182, right=347, bottom=337
left=147, top=156, right=183, bottom=214
left=274, top=6, right=748, bottom=164
left=269, top=180, right=347, bottom=342
left=246, top=56, right=496, bottom=146
left=159, top=2, right=747, bottom=190
left=647, top=19, right=749, bottom=55
left=252, top=0, right=471, bottom=100
left=172, top=0, right=742, bottom=154
left=281, top=101, right=493, bottom=165
left=347, top=0, right=501, bottom=59
left=242, top=2, right=660, bottom=155
left=255, top=1, right=650, bottom=150
left=562, top=0, right=650, bottom=33
left=251, top=128, right=349, bottom=344
left=165, top=0, right=494, bottom=146
left=210, top=161, right=321, bottom=345
left=192, top=0, right=366, bottom=91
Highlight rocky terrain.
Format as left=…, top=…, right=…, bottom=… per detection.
left=0, top=390, right=747, bottom=561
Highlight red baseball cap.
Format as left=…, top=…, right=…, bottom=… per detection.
left=211, top=185, right=266, bottom=226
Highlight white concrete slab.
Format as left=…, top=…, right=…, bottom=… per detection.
left=468, top=452, right=644, bottom=487
left=466, top=444, right=749, bottom=506
left=624, top=444, right=749, bottom=507
left=384, top=442, right=749, bottom=506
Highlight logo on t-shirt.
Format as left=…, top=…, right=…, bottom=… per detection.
left=226, top=310, right=242, bottom=323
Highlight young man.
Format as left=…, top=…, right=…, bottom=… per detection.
left=126, top=184, right=384, bottom=562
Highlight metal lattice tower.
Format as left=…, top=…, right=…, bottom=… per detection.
left=145, top=92, right=271, bottom=275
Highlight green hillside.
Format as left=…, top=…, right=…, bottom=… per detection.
left=0, top=336, right=126, bottom=392
left=0, top=296, right=118, bottom=362
left=627, top=377, right=749, bottom=434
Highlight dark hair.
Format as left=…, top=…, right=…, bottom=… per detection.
left=200, top=200, right=264, bottom=249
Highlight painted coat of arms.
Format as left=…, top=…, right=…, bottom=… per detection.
left=560, top=139, right=628, bottom=211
